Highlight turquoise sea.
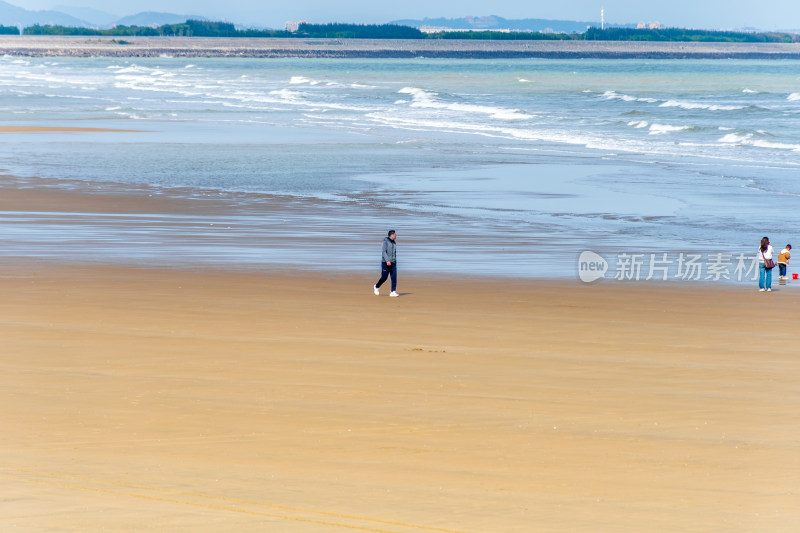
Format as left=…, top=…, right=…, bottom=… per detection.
left=1, top=56, right=798, bottom=280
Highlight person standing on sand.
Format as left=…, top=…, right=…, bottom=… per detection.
left=758, top=236, right=774, bottom=292
left=374, top=230, right=398, bottom=297
left=778, top=244, right=791, bottom=280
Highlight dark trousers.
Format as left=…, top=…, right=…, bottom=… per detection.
left=376, top=262, right=397, bottom=292
left=779, top=263, right=787, bottom=277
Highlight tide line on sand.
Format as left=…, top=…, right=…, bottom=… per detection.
left=0, top=126, right=143, bottom=133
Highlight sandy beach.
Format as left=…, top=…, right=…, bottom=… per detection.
left=2, top=260, right=799, bottom=532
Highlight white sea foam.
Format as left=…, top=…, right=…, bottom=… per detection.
left=113, top=78, right=202, bottom=97
left=602, top=90, right=658, bottom=103
left=718, top=132, right=800, bottom=151
left=268, top=88, right=303, bottom=101
left=518, top=78, right=533, bottom=83
left=649, top=123, right=690, bottom=135
left=659, top=100, right=745, bottom=111
left=397, top=87, right=532, bottom=120
left=44, top=94, right=92, bottom=100
left=12, top=72, right=88, bottom=85
left=115, top=65, right=152, bottom=74
left=751, top=139, right=800, bottom=151
left=115, top=111, right=145, bottom=119
left=628, top=120, right=649, bottom=129
left=367, top=111, right=667, bottom=157
left=290, top=76, right=320, bottom=85
left=788, top=93, right=800, bottom=101
left=221, top=88, right=375, bottom=112
left=398, top=87, right=436, bottom=102
left=719, top=132, right=752, bottom=143
left=742, top=88, right=758, bottom=94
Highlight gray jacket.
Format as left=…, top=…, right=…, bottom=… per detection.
left=382, top=237, right=396, bottom=263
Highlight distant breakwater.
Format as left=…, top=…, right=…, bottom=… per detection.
left=2, top=37, right=800, bottom=59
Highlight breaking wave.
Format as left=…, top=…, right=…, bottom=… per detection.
left=398, top=87, right=532, bottom=120
left=659, top=100, right=746, bottom=111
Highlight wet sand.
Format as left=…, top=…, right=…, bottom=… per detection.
left=2, top=262, right=799, bottom=532
left=0, top=126, right=141, bottom=133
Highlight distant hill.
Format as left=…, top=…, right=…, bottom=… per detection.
left=53, top=5, right=118, bottom=27
left=113, top=11, right=206, bottom=28
left=0, top=0, right=89, bottom=27
left=390, top=15, right=624, bottom=34
left=0, top=2, right=203, bottom=29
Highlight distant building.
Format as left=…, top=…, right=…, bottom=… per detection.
left=637, top=21, right=662, bottom=29
left=285, top=20, right=308, bottom=32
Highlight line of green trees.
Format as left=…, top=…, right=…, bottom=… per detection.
left=23, top=24, right=159, bottom=36
left=297, top=23, right=423, bottom=39
left=19, top=21, right=423, bottom=39
left=22, top=20, right=277, bottom=37
left=11, top=20, right=800, bottom=43
left=585, top=27, right=797, bottom=43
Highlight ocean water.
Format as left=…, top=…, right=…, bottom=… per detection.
left=1, top=55, right=798, bottom=280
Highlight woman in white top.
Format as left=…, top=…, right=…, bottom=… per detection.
left=758, top=236, right=774, bottom=292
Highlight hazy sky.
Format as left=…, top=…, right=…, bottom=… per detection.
left=17, top=0, right=800, bottom=30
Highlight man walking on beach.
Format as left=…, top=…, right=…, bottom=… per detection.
left=374, top=230, right=398, bottom=297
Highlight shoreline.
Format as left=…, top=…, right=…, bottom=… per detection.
left=1, top=173, right=792, bottom=286
left=2, top=36, right=800, bottom=59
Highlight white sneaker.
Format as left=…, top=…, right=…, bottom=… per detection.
left=390, top=291, right=399, bottom=297
left=767, top=288, right=772, bottom=292
left=373, top=285, right=380, bottom=296
left=759, top=288, right=765, bottom=292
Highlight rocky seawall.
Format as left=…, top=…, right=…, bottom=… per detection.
left=2, top=36, right=800, bottom=59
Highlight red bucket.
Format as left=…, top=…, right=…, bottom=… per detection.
left=794, top=273, right=799, bottom=280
